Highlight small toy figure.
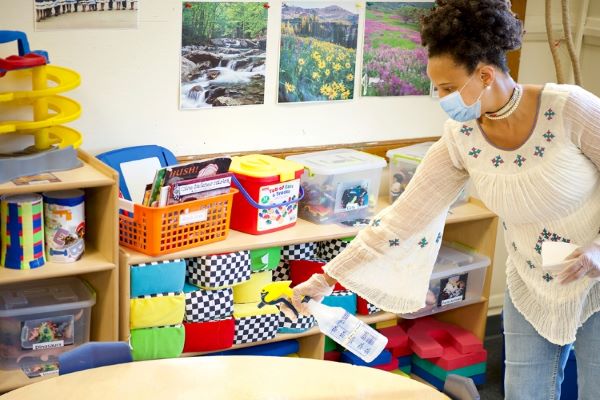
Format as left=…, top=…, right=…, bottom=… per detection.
left=341, top=185, right=368, bottom=210
left=390, top=170, right=413, bottom=202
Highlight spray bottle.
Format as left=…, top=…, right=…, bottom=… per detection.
left=259, top=281, right=388, bottom=363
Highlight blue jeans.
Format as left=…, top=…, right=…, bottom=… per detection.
left=504, top=292, right=600, bottom=399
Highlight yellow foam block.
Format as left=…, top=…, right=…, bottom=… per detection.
left=391, top=369, right=410, bottom=378
left=130, top=294, right=185, bottom=329
left=233, top=302, right=278, bottom=318
left=287, top=353, right=299, bottom=358
left=233, top=271, right=273, bottom=304
left=376, top=319, right=398, bottom=329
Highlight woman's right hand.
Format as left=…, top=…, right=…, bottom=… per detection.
left=281, top=273, right=336, bottom=320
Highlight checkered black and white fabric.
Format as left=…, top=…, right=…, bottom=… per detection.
left=329, top=290, right=354, bottom=297
left=278, top=311, right=315, bottom=332
left=272, top=261, right=290, bottom=281
left=234, top=313, right=279, bottom=344
left=136, top=292, right=182, bottom=299
left=184, top=287, right=233, bottom=322
left=186, top=251, right=251, bottom=288
left=366, top=302, right=381, bottom=314
left=317, top=238, right=353, bottom=261
left=281, top=242, right=318, bottom=261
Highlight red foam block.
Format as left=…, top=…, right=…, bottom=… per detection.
left=406, top=317, right=483, bottom=359
left=378, top=325, right=410, bottom=357
left=429, top=346, right=488, bottom=371
left=373, top=358, right=399, bottom=372
left=324, top=351, right=342, bottom=362
left=289, top=259, right=346, bottom=291
left=183, top=319, right=235, bottom=352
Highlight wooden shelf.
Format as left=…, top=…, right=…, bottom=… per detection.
left=0, top=162, right=114, bottom=195
left=122, top=199, right=496, bottom=265
left=0, top=247, right=116, bottom=285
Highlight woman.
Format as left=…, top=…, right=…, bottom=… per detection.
left=290, top=1, right=600, bottom=398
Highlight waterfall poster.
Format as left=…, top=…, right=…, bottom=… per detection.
left=180, top=2, right=268, bottom=109
left=278, top=2, right=358, bottom=103
left=362, top=1, right=434, bottom=97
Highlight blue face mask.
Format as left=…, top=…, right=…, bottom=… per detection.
left=439, top=75, right=487, bottom=122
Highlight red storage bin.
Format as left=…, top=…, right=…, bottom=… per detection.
left=229, top=155, right=304, bottom=235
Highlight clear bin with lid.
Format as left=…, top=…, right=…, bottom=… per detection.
left=401, top=243, right=490, bottom=319
left=386, top=142, right=468, bottom=206
left=286, top=149, right=387, bottom=224
left=0, top=277, right=96, bottom=370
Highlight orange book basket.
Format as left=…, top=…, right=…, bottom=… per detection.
left=119, top=189, right=237, bottom=256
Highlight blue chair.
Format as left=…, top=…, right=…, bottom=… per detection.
left=96, top=145, right=177, bottom=201
left=58, top=342, right=133, bottom=375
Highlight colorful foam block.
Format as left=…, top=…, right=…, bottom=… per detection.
left=183, top=283, right=233, bottom=323
left=398, top=355, right=412, bottom=367
left=233, top=270, right=272, bottom=304
left=324, top=351, right=342, bottom=362
left=400, top=365, right=412, bottom=374
left=250, top=247, right=281, bottom=272
left=374, top=358, right=399, bottom=372
left=324, top=336, right=338, bottom=352
left=130, top=259, right=185, bottom=297
left=233, top=303, right=279, bottom=344
left=186, top=251, right=251, bottom=289
left=412, top=364, right=486, bottom=391
left=406, top=317, right=483, bottom=359
left=379, top=325, right=409, bottom=357
left=281, top=242, right=318, bottom=261
left=357, top=297, right=381, bottom=315
left=129, top=292, right=185, bottom=329
left=273, top=260, right=290, bottom=281
left=130, top=325, right=185, bottom=361
left=428, top=345, right=487, bottom=371
left=322, top=290, right=357, bottom=314
left=317, top=238, right=353, bottom=261
left=340, top=349, right=392, bottom=367
left=182, top=318, right=234, bottom=353
left=412, top=355, right=487, bottom=381
left=391, top=368, right=410, bottom=378
left=376, top=319, right=398, bottom=329
left=289, top=259, right=347, bottom=291
left=218, top=339, right=299, bottom=357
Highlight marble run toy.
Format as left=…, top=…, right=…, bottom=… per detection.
left=0, top=30, right=82, bottom=183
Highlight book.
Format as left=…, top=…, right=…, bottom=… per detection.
left=146, top=157, right=232, bottom=207
left=166, top=172, right=233, bottom=205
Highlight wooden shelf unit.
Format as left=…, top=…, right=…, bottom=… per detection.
left=0, top=150, right=119, bottom=393
left=119, top=198, right=498, bottom=359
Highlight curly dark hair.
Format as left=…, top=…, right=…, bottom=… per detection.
left=421, top=0, right=523, bottom=73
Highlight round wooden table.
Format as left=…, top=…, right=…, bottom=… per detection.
left=1, top=356, right=449, bottom=399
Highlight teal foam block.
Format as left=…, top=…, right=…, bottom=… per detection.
left=130, top=259, right=185, bottom=297
left=400, top=365, right=411, bottom=374
left=322, top=291, right=357, bottom=314
left=412, top=355, right=486, bottom=381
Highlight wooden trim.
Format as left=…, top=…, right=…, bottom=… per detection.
left=178, top=136, right=441, bottom=162
left=508, top=0, right=527, bottom=81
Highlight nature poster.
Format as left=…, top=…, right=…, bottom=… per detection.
left=362, top=1, right=434, bottom=97
left=279, top=2, right=359, bottom=103
left=180, top=1, right=268, bottom=109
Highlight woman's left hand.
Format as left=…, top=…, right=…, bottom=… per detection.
left=558, top=243, right=600, bottom=284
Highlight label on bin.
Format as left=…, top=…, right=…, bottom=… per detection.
left=21, top=315, right=75, bottom=350
left=437, top=273, right=468, bottom=307
left=179, top=209, right=209, bottom=225
left=21, top=361, right=60, bottom=378
left=335, top=180, right=369, bottom=213
left=257, top=179, right=300, bottom=231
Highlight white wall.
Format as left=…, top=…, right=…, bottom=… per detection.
left=0, top=0, right=448, bottom=156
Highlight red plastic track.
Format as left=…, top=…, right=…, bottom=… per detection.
left=0, top=53, right=47, bottom=73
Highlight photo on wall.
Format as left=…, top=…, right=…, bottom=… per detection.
left=180, top=1, right=268, bottom=109
left=361, top=1, right=434, bottom=97
left=278, top=2, right=359, bottom=103
left=34, top=0, right=138, bottom=30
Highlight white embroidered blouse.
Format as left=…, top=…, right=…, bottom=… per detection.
left=324, top=83, right=600, bottom=345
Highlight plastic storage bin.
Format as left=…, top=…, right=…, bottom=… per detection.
left=401, top=244, right=490, bottom=319
left=387, top=143, right=468, bottom=206
left=229, top=155, right=304, bottom=235
left=0, top=277, right=96, bottom=369
left=286, top=149, right=386, bottom=223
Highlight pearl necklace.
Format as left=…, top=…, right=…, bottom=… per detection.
left=485, top=85, right=523, bottom=120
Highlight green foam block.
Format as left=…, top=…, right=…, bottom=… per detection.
left=250, top=247, right=281, bottom=272
left=412, top=355, right=486, bottom=381
left=130, top=325, right=185, bottom=361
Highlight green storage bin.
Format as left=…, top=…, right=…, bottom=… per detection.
left=250, top=247, right=281, bottom=272
left=130, top=325, right=185, bottom=361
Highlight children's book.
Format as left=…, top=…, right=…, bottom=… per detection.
left=146, top=157, right=231, bottom=207
left=165, top=172, right=233, bottom=205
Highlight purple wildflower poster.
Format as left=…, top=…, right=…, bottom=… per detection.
left=362, top=1, right=434, bottom=97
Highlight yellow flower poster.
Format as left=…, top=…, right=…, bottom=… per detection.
left=278, top=2, right=358, bottom=103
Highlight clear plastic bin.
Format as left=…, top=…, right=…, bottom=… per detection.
left=401, top=244, right=490, bottom=319
left=286, top=149, right=387, bottom=224
left=0, top=277, right=96, bottom=370
left=386, top=143, right=468, bottom=206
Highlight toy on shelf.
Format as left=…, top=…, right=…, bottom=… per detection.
left=0, top=30, right=82, bottom=183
